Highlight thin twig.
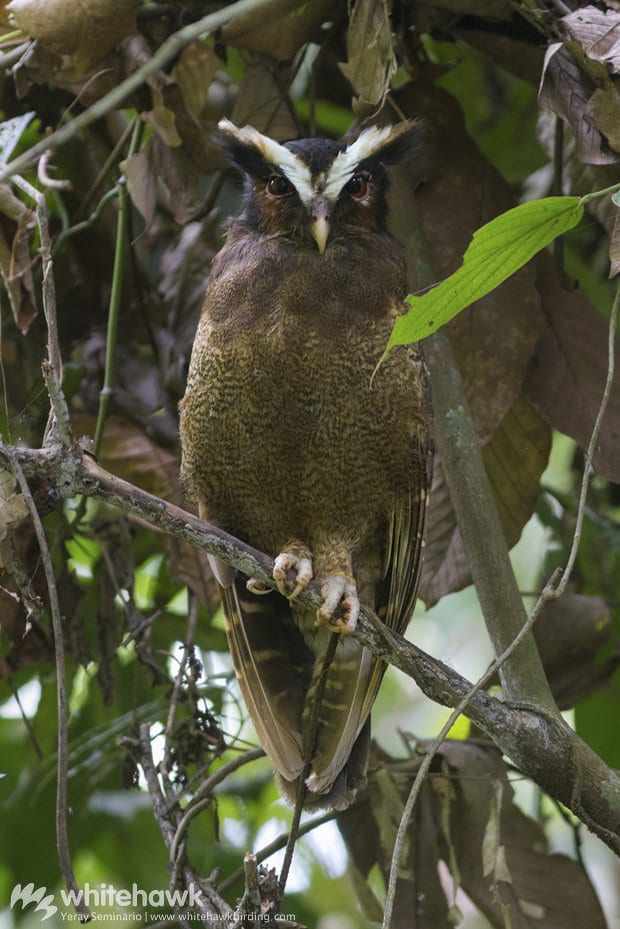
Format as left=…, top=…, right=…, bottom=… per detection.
left=93, top=117, right=144, bottom=456
left=38, top=150, right=72, bottom=190
left=74, top=118, right=135, bottom=221
left=53, top=185, right=120, bottom=254
left=0, top=0, right=281, bottom=185
left=0, top=441, right=92, bottom=923
left=163, top=595, right=200, bottom=772
left=278, top=632, right=339, bottom=896
left=137, top=725, right=233, bottom=927
left=9, top=172, right=71, bottom=444
left=169, top=748, right=265, bottom=871
left=219, top=811, right=336, bottom=894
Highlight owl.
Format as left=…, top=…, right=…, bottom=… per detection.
left=179, top=119, right=432, bottom=810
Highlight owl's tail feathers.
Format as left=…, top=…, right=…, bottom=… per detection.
left=219, top=575, right=312, bottom=782
left=277, top=718, right=371, bottom=811
left=218, top=567, right=374, bottom=810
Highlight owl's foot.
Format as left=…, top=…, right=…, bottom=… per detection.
left=317, top=575, right=359, bottom=633
left=273, top=543, right=313, bottom=600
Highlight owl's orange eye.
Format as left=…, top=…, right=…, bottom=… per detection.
left=266, top=175, right=293, bottom=197
left=344, top=173, right=370, bottom=199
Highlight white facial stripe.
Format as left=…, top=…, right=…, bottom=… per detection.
left=321, top=124, right=395, bottom=201
left=217, top=119, right=314, bottom=206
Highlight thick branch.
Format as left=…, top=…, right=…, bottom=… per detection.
left=4, top=440, right=620, bottom=854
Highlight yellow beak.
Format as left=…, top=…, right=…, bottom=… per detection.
left=310, top=197, right=330, bottom=254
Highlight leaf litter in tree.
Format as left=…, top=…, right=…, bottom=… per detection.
left=7, top=0, right=138, bottom=72
left=432, top=741, right=608, bottom=929
left=523, top=254, right=620, bottom=481
left=561, top=6, right=620, bottom=74
left=539, top=43, right=620, bottom=165
left=386, top=196, right=583, bottom=351
left=419, top=398, right=551, bottom=606
left=221, top=0, right=335, bottom=60
left=339, top=0, right=397, bottom=117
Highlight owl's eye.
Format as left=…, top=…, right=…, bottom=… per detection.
left=344, top=173, right=370, bottom=199
left=266, top=175, right=293, bottom=197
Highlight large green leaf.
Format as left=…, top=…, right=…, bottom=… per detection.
left=387, top=196, right=583, bottom=349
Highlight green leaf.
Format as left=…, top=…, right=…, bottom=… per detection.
left=387, top=196, right=583, bottom=349
left=612, top=190, right=620, bottom=207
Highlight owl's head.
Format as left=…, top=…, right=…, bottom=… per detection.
left=216, top=119, right=421, bottom=254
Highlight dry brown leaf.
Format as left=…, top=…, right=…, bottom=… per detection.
left=122, top=142, right=157, bottom=227
left=8, top=0, right=138, bottom=72
left=433, top=741, right=608, bottom=929
left=171, top=40, right=220, bottom=128
left=221, top=0, right=334, bottom=59
left=0, top=186, right=37, bottom=333
left=539, top=43, right=619, bottom=165
left=561, top=6, right=620, bottom=74
left=384, top=83, right=551, bottom=603
left=339, top=0, right=396, bottom=117
left=523, top=254, right=620, bottom=481
left=589, top=85, right=620, bottom=153
left=532, top=594, right=618, bottom=709
left=73, top=413, right=179, bottom=502
left=338, top=757, right=451, bottom=928
left=122, top=134, right=202, bottom=227
left=389, top=82, right=544, bottom=442
left=230, top=63, right=299, bottom=141
left=419, top=399, right=551, bottom=606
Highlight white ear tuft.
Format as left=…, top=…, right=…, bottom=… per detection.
left=322, top=124, right=403, bottom=201
left=217, top=119, right=314, bottom=205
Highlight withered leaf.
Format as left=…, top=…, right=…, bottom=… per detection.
left=143, top=86, right=182, bottom=148
left=73, top=413, right=179, bottom=502
left=121, top=141, right=157, bottom=226
left=171, top=40, right=219, bottom=128
left=433, top=741, right=608, bottom=929
left=339, top=0, right=396, bottom=117
left=589, top=86, right=620, bottom=154
left=221, top=0, right=334, bottom=60
left=561, top=6, right=620, bottom=74
left=338, top=755, right=451, bottom=928
left=389, top=82, right=544, bottom=442
left=419, top=398, right=551, bottom=606
left=0, top=188, right=37, bottom=333
left=539, top=43, right=620, bottom=165
left=122, top=135, right=202, bottom=226
left=230, top=63, right=299, bottom=141
left=7, top=0, right=138, bottom=72
left=532, top=593, right=617, bottom=709
left=523, top=254, right=620, bottom=481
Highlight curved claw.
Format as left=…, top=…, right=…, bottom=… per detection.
left=246, top=578, right=272, bottom=595
left=316, top=575, right=359, bottom=633
left=273, top=551, right=313, bottom=600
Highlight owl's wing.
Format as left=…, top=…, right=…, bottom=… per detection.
left=358, top=446, right=432, bottom=724
left=381, top=455, right=431, bottom=635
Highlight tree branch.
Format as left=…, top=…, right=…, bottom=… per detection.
left=3, top=439, right=620, bottom=854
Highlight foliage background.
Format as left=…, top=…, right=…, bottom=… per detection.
left=0, top=1, right=619, bottom=928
